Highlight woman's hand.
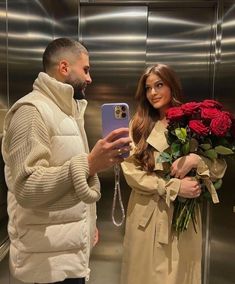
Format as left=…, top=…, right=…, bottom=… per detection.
left=170, top=153, right=201, bottom=179
left=178, top=176, right=201, bottom=198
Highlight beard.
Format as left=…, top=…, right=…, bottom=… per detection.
left=65, top=72, right=87, bottom=100
left=73, top=86, right=86, bottom=100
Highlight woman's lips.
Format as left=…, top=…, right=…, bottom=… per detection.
left=152, top=98, right=161, bottom=103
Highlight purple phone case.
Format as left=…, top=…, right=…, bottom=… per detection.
left=101, top=103, right=130, bottom=157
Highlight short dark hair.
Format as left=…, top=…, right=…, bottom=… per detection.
left=42, top=38, right=88, bottom=72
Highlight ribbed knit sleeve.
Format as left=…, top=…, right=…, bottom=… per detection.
left=3, top=105, right=101, bottom=210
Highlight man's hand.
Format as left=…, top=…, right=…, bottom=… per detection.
left=93, top=227, right=99, bottom=247
left=88, top=128, right=131, bottom=176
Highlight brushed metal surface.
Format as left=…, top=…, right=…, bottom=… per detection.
left=0, top=0, right=79, bottom=277
left=209, top=2, right=235, bottom=284
left=0, top=1, right=234, bottom=284
left=80, top=4, right=147, bottom=166
left=147, top=8, right=217, bottom=284
left=7, top=0, right=78, bottom=105
left=0, top=0, right=9, bottom=265
left=147, top=7, right=215, bottom=101
left=82, top=0, right=217, bottom=5
left=0, top=0, right=8, bottom=108
left=80, top=5, right=147, bottom=283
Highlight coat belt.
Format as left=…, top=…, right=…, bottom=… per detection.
left=138, top=193, right=172, bottom=245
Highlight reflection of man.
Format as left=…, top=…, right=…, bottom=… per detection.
left=2, top=38, right=130, bottom=284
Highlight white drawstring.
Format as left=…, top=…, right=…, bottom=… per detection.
left=112, top=164, right=125, bottom=227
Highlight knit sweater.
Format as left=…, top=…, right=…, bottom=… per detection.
left=2, top=72, right=101, bottom=283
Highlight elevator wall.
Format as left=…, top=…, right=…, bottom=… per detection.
left=0, top=1, right=234, bottom=284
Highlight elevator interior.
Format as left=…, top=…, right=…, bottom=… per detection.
left=0, top=1, right=235, bottom=284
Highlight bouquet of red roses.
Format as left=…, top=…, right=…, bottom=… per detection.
left=158, top=99, right=235, bottom=234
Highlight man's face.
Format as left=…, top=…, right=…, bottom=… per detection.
left=65, top=53, right=92, bottom=100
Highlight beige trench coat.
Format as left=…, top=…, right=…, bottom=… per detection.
left=121, top=121, right=227, bottom=284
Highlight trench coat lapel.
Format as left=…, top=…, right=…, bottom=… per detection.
left=146, top=121, right=169, bottom=152
left=146, top=121, right=169, bottom=171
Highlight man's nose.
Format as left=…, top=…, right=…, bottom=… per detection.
left=86, top=73, right=92, bottom=84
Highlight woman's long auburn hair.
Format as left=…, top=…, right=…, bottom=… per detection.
left=132, top=64, right=184, bottom=172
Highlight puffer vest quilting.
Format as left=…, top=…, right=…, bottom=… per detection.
left=3, top=91, right=96, bottom=283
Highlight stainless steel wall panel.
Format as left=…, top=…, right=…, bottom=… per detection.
left=80, top=5, right=147, bottom=283
left=0, top=1, right=234, bottom=283
left=147, top=8, right=215, bottom=101
left=0, top=0, right=79, bottom=281
left=80, top=5, right=147, bottom=152
left=147, top=7, right=216, bottom=284
left=7, top=0, right=79, bottom=105
left=214, top=2, right=235, bottom=113
left=82, top=0, right=217, bottom=5
left=0, top=0, right=8, bottom=108
left=0, top=0, right=9, bottom=266
left=209, top=2, right=235, bottom=284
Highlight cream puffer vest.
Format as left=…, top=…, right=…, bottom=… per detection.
left=3, top=73, right=99, bottom=283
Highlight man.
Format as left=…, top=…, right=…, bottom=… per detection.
left=2, top=38, right=130, bottom=284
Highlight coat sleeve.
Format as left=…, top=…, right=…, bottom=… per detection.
left=196, top=156, right=227, bottom=203
left=2, top=105, right=101, bottom=211
left=196, top=156, right=227, bottom=181
left=121, top=154, right=181, bottom=206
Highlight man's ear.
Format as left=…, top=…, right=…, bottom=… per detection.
left=58, top=60, right=70, bottom=76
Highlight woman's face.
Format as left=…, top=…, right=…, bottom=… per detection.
left=145, top=73, right=172, bottom=113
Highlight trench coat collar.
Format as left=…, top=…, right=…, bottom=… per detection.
left=146, top=120, right=169, bottom=152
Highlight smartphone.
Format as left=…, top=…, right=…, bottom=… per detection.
left=101, top=103, right=130, bottom=158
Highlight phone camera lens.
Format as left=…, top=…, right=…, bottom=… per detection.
left=121, top=106, right=126, bottom=111
left=121, top=112, right=126, bottom=118
left=116, top=109, right=121, bottom=114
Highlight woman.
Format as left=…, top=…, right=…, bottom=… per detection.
left=121, top=64, right=227, bottom=284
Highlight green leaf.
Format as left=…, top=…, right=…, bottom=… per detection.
left=214, top=146, right=234, bottom=155
left=172, top=151, right=181, bottom=159
left=171, top=143, right=181, bottom=159
left=171, top=142, right=181, bottom=153
left=217, top=137, right=229, bottom=146
left=200, top=143, right=211, bottom=150
left=175, top=128, right=187, bottom=143
left=213, top=179, right=223, bottom=190
left=205, top=149, right=218, bottom=159
left=157, top=152, right=172, bottom=163
left=189, top=138, right=199, bottom=152
left=182, top=141, right=190, bottom=155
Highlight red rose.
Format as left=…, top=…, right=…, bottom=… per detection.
left=210, top=112, right=232, bottom=136
left=181, top=102, right=201, bottom=115
left=166, top=107, right=184, bottom=121
left=201, top=108, right=222, bottom=120
left=200, top=99, right=223, bottom=109
left=189, top=120, right=209, bottom=136
left=223, top=111, right=234, bottom=119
